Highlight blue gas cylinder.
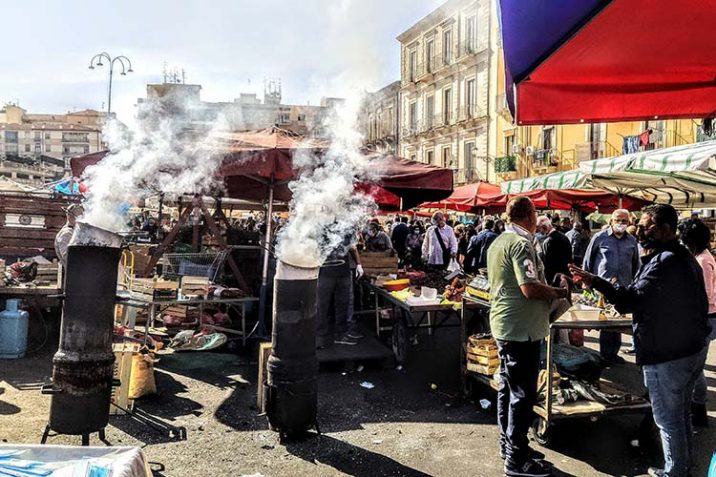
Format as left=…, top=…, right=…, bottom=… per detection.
left=0, top=299, right=29, bottom=359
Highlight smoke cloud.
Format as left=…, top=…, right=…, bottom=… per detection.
left=82, top=91, right=227, bottom=232
left=276, top=91, right=377, bottom=268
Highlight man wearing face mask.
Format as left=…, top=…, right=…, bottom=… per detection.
left=570, top=204, right=710, bottom=477
left=583, top=209, right=640, bottom=364
left=422, top=211, right=457, bottom=270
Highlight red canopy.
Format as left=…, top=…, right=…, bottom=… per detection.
left=70, top=129, right=454, bottom=211
left=420, top=181, right=503, bottom=212
left=482, top=189, right=646, bottom=212
left=500, top=0, right=716, bottom=125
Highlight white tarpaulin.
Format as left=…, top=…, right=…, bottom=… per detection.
left=0, top=445, right=152, bottom=477
left=580, top=140, right=716, bottom=207
left=500, top=169, right=589, bottom=193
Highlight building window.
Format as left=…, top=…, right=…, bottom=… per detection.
left=46, top=144, right=51, bottom=153
left=466, top=79, right=476, bottom=117
left=34, top=131, right=41, bottom=140
left=443, top=88, right=452, bottom=124
left=409, top=102, right=417, bottom=133
left=465, top=14, right=477, bottom=53
left=24, top=131, right=31, bottom=138
left=409, top=49, right=417, bottom=81
left=464, top=142, right=475, bottom=179
left=410, top=154, right=416, bottom=162
left=442, top=146, right=452, bottom=168
left=4, top=131, right=18, bottom=143
left=505, top=134, right=514, bottom=156
left=297, top=113, right=306, bottom=122
left=426, top=95, right=435, bottom=128
left=542, top=126, right=555, bottom=151
left=443, top=29, right=453, bottom=64
left=426, top=150, right=434, bottom=165
left=34, top=143, right=41, bottom=153
left=45, top=132, right=51, bottom=140
left=426, top=39, right=435, bottom=73
left=25, top=144, right=31, bottom=152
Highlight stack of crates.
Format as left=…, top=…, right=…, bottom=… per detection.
left=466, top=335, right=499, bottom=375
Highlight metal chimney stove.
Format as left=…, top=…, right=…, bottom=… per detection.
left=264, top=260, right=319, bottom=440
left=41, top=223, right=122, bottom=445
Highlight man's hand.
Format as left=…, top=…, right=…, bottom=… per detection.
left=355, top=264, right=364, bottom=279
left=568, top=264, right=596, bottom=288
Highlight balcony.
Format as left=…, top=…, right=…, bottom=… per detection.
left=533, top=149, right=559, bottom=169
left=458, top=104, right=487, bottom=121
left=454, top=167, right=482, bottom=185
left=575, top=141, right=620, bottom=162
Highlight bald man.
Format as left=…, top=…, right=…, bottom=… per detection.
left=583, top=209, right=640, bottom=364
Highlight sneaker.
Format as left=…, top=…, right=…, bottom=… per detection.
left=346, top=331, right=365, bottom=340
left=500, top=448, right=545, bottom=461
left=334, top=335, right=358, bottom=346
left=504, top=459, right=551, bottom=477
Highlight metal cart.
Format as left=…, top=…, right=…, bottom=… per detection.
left=461, top=293, right=652, bottom=447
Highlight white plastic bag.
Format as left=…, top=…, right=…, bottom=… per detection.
left=447, top=258, right=460, bottom=272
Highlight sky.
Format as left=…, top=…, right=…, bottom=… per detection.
left=1, top=0, right=443, bottom=122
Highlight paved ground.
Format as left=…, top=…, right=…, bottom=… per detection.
left=1, top=324, right=715, bottom=477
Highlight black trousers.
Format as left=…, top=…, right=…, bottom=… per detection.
left=496, top=338, right=541, bottom=466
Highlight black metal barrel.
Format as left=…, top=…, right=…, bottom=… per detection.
left=49, top=245, right=121, bottom=435
left=265, top=261, right=318, bottom=438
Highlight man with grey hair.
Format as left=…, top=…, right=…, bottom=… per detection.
left=422, top=211, right=457, bottom=269
left=536, top=215, right=572, bottom=285
left=55, top=203, right=84, bottom=267
left=583, top=208, right=640, bottom=364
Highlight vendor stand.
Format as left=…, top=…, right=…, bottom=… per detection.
left=118, top=294, right=259, bottom=346
left=461, top=292, right=651, bottom=447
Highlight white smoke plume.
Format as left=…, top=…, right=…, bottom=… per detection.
left=276, top=91, right=377, bottom=268
left=82, top=91, right=227, bottom=232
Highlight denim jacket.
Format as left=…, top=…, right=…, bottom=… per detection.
left=594, top=240, right=711, bottom=365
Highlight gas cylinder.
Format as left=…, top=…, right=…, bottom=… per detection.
left=0, top=299, right=29, bottom=359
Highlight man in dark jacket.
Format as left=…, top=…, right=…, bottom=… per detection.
left=391, top=216, right=410, bottom=263
left=465, top=218, right=498, bottom=273
left=536, top=215, right=572, bottom=285
left=570, top=204, right=710, bottom=477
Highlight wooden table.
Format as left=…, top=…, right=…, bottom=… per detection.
left=118, top=294, right=259, bottom=346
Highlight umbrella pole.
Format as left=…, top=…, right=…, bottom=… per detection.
left=258, top=179, right=275, bottom=337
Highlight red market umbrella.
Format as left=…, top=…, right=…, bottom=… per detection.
left=500, top=0, right=716, bottom=125
left=480, top=188, right=646, bottom=212
left=420, top=181, right=502, bottom=212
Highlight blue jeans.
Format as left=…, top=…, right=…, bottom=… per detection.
left=496, top=339, right=541, bottom=467
left=692, top=318, right=716, bottom=404
left=643, top=346, right=708, bottom=477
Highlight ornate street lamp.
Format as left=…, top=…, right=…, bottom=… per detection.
left=88, top=52, right=133, bottom=115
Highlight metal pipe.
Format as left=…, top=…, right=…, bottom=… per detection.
left=258, top=178, right=275, bottom=335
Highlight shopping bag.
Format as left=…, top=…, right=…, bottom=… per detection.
left=446, top=258, right=460, bottom=272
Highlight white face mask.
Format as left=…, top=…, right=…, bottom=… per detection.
left=613, top=223, right=628, bottom=234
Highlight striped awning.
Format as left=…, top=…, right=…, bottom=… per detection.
left=500, top=169, right=588, bottom=194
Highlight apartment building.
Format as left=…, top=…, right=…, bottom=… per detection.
left=397, top=0, right=493, bottom=185
left=141, top=82, right=343, bottom=138
left=0, top=104, right=105, bottom=185
left=360, top=81, right=400, bottom=155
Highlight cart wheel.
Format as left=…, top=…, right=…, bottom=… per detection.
left=530, top=417, right=553, bottom=447
left=391, top=317, right=408, bottom=365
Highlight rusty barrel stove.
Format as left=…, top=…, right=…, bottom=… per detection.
left=265, top=259, right=319, bottom=439
left=44, top=222, right=122, bottom=440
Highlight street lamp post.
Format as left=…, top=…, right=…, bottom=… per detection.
left=88, top=52, right=133, bottom=115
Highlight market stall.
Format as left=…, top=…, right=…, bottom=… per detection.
left=499, top=0, right=716, bottom=125
left=461, top=291, right=651, bottom=446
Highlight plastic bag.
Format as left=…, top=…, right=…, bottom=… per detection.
left=446, top=258, right=460, bottom=272
left=128, top=352, right=157, bottom=399
left=708, top=451, right=715, bottom=477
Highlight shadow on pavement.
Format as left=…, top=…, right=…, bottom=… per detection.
left=286, top=434, right=433, bottom=477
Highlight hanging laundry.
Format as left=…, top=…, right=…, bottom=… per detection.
left=622, top=135, right=640, bottom=154
left=639, top=129, right=652, bottom=146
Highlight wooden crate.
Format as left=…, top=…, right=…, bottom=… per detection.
left=467, top=353, right=499, bottom=367
left=181, top=276, right=210, bottom=298
left=257, top=342, right=272, bottom=412
left=361, top=251, right=397, bottom=277
left=466, top=361, right=499, bottom=375
left=110, top=342, right=140, bottom=415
